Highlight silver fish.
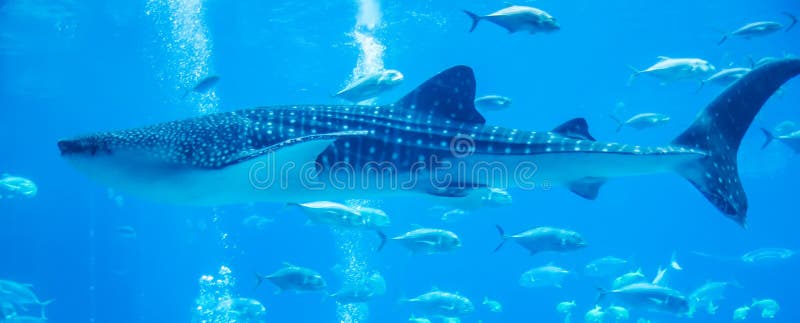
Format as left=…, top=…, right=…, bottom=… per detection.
left=463, top=6, right=559, bottom=34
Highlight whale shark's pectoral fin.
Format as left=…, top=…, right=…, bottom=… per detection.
left=552, top=118, right=596, bottom=141
left=567, top=177, right=607, bottom=200
left=223, top=131, right=370, bottom=168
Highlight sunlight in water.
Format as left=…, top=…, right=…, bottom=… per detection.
left=147, top=1, right=234, bottom=321
left=145, top=0, right=219, bottom=114
left=348, top=0, right=385, bottom=101
left=334, top=229, right=370, bottom=323
left=336, top=2, right=386, bottom=321
left=336, top=199, right=383, bottom=322
left=193, top=266, right=237, bottom=323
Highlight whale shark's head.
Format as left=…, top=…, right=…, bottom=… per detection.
left=58, top=135, right=113, bottom=157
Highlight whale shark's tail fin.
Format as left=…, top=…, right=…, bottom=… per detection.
left=671, top=58, right=800, bottom=226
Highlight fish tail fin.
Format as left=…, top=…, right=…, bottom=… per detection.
left=255, top=272, right=266, bottom=289
left=376, top=230, right=388, bottom=252
left=595, top=288, right=608, bottom=304
left=463, top=10, right=481, bottom=32
left=492, top=224, right=507, bottom=252
left=626, top=65, right=641, bottom=86
left=784, top=12, right=797, bottom=31
left=670, top=250, right=683, bottom=270
left=671, top=58, right=800, bottom=226
left=39, top=299, right=54, bottom=319
left=717, top=34, right=728, bottom=45
left=608, top=114, right=624, bottom=132
left=760, top=128, right=775, bottom=150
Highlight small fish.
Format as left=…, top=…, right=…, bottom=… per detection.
left=719, top=13, right=797, bottom=45
left=751, top=298, right=779, bottom=318
left=2, top=316, right=48, bottom=323
left=611, top=112, right=671, bottom=133
left=463, top=6, right=559, bottom=34
left=584, top=256, right=629, bottom=277
left=761, top=128, right=800, bottom=153
left=182, top=75, right=220, bottom=99
left=698, top=67, right=751, bottom=90
left=612, top=269, right=646, bottom=289
left=289, top=201, right=389, bottom=250
left=670, top=251, right=683, bottom=271
left=334, top=69, right=404, bottom=102
left=329, top=272, right=386, bottom=304
left=214, top=297, right=266, bottom=321
left=651, top=266, right=668, bottom=286
left=474, top=95, right=512, bottom=110
left=242, top=215, right=274, bottom=230
left=255, top=263, right=327, bottom=293
left=390, top=228, right=461, bottom=254
left=772, top=120, right=797, bottom=135
left=408, top=315, right=432, bottom=323
left=598, top=283, right=689, bottom=315
left=116, top=226, right=137, bottom=239
left=584, top=305, right=606, bottom=323
left=519, top=264, right=570, bottom=288
left=401, top=290, right=474, bottom=318
left=556, top=300, right=576, bottom=314
left=629, top=57, right=715, bottom=83
left=429, top=187, right=512, bottom=211
left=0, top=280, right=52, bottom=319
left=688, top=281, right=741, bottom=316
left=0, top=174, right=37, bottom=199
left=606, top=305, right=630, bottom=321
left=733, top=305, right=750, bottom=321
left=494, top=225, right=586, bottom=255
left=482, top=297, right=502, bottom=312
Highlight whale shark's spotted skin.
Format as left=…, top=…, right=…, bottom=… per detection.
left=59, top=59, right=800, bottom=225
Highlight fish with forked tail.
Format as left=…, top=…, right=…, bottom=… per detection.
left=57, top=59, right=800, bottom=226
left=463, top=6, right=559, bottom=34
left=494, top=225, right=586, bottom=255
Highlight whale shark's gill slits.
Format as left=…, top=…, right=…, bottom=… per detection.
left=672, top=58, right=800, bottom=225
left=393, top=65, right=485, bottom=124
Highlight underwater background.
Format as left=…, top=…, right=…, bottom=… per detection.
left=1, top=0, right=799, bottom=322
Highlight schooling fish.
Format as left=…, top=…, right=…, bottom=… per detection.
left=463, top=6, right=559, bottom=34
left=629, top=57, right=716, bottom=83
left=474, top=95, right=512, bottom=111
left=718, top=13, right=797, bottom=45
left=57, top=59, right=800, bottom=226
left=494, top=225, right=586, bottom=255
left=761, top=128, right=800, bottom=153
left=334, top=69, right=404, bottom=103
left=182, top=75, right=220, bottom=99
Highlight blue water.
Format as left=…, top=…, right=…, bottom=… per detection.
left=1, top=0, right=799, bottom=322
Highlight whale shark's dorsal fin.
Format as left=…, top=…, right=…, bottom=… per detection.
left=393, top=65, right=485, bottom=124
left=552, top=118, right=596, bottom=141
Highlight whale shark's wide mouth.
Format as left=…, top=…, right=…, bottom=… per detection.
left=57, top=137, right=106, bottom=156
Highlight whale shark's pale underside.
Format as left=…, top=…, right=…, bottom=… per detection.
left=58, top=59, right=800, bottom=225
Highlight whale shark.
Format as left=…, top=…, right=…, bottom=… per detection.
left=58, top=58, right=800, bottom=225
